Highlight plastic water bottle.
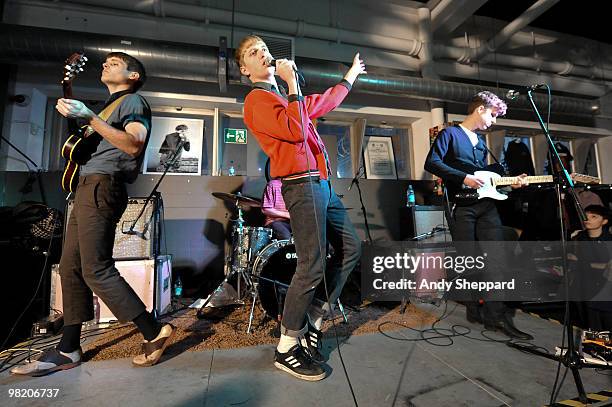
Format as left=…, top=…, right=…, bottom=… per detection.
left=174, top=275, right=183, bottom=298
left=407, top=185, right=416, bottom=207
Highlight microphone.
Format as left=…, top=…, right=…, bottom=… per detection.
left=266, top=57, right=306, bottom=86
left=266, top=57, right=299, bottom=73
left=506, top=84, right=546, bottom=100
left=265, top=57, right=277, bottom=68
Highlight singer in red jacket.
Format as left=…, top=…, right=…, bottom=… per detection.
left=237, top=35, right=365, bottom=381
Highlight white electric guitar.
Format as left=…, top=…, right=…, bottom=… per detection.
left=455, top=171, right=600, bottom=202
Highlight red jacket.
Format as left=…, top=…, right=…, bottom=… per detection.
left=243, top=82, right=350, bottom=181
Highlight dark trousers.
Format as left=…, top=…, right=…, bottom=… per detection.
left=280, top=180, right=361, bottom=336
left=452, top=200, right=508, bottom=321
left=59, top=175, right=147, bottom=325
left=268, top=220, right=292, bottom=240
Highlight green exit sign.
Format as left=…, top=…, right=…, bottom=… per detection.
left=224, top=128, right=247, bottom=144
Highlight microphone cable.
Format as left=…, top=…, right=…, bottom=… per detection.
left=294, top=69, right=359, bottom=406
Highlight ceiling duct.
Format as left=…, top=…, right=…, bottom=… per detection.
left=0, top=24, right=599, bottom=116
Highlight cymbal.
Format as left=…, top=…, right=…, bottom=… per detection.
left=212, top=192, right=261, bottom=207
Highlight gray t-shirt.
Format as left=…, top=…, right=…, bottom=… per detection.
left=80, top=91, right=152, bottom=183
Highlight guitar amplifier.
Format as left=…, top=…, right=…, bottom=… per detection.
left=399, top=205, right=452, bottom=243
left=65, top=196, right=161, bottom=260
left=50, top=255, right=172, bottom=322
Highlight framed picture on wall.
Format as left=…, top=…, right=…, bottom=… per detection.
left=364, top=136, right=397, bottom=179
left=143, top=116, right=204, bottom=175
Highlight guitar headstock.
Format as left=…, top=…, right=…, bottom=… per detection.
left=571, top=172, right=601, bottom=185
left=62, top=53, right=87, bottom=96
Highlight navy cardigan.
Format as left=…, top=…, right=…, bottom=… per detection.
left=424, top=125, right=489, bottom=199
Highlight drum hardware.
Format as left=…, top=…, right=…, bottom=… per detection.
left=197, top=192, right=264, bottom=321
left=199, top=192, right=349, bottom=331
left=211, top=191, right=262, bottom=208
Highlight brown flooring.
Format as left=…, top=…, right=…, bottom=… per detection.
left=83, top=301, right=438, bottom=362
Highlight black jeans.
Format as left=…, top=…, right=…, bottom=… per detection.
left=59, top=175, right=147, bottom=325
left=452, top=200, right=507, bottom=321
left=280, top=180, right=361, bottom=336
left=268, top=220, right=292, bottom=240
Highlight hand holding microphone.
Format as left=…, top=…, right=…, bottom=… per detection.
left=266, top=56, right=305, bottom=88
left=273, top=59, right=299, bottom=83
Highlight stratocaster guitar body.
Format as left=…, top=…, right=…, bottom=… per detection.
left=454, top=171, right=601, bottom=202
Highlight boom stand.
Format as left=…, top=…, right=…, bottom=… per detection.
left=506, top=87, right=596, bottom=405
left=123, top=140, right=186, bottom=237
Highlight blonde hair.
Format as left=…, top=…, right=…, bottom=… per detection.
left=234, top=35, right=264, bottom=69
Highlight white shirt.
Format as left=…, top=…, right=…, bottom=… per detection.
left=459, top=124, right=479, bottom=147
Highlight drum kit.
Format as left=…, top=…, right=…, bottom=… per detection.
left=197, top=191, right=300, bottom=333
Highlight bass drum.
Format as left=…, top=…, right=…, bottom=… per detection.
left=251, top=239, right=297, bottom=318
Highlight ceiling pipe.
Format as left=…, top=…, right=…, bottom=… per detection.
left=417, top=7, right=438, bottom=80
left=433, top=43, right=612, bottom=82
left=431, top=0, right=489, bottom=37
left=472, top=0, right=560, bottom=60
left=57, top=0, right=423, bottom=57
left=10, top=0, right=612, bottom=87
left=0, top=25, right=598, bottom=116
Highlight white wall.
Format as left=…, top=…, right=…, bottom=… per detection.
left=1, top=86, right=47, bottom=171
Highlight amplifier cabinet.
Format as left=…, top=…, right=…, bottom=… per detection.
left=51, top=255, right=172, bottom=322
left=65, top=196, right=160, bottom=260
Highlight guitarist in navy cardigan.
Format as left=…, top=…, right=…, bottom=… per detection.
left=425, top=91, right=532, bottom=340
left=12, top=52, right=175, bottom=377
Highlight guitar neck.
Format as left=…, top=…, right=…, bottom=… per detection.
left=494, top=173, right=600, bottom=187
left=495, top=175, right=553, bottom=186
left=62, top=82, right=79, bottom=133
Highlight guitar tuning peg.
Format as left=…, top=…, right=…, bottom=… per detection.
left=83, top=56, right=88, bottom=61
left=64, top=64, right=71, bottom=70
left=79, top=67, right=83, bottom=72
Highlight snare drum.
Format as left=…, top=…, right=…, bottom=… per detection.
left=251, top=239, right=297, bottom=318
left=231, top=226, right=272, bottom=269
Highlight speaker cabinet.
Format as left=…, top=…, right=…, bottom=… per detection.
left=399, top=205, right=452, bottom=243
left=65, top=196, right=160, bottom=260
left=51, top=255, right=172, bottom=322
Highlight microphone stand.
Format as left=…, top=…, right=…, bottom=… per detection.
left=349, top=124, right=373, bottom=244
left=506, top=86, right=592, bottom=404
left=122, top=139, right=186, bottom=238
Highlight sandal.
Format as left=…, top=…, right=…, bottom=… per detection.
left=132, top=323, right=176, bottom=367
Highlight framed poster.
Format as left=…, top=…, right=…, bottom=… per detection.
left=364, top=136, right=397, bottom=179
left=143, top=116, right=204, bottom=175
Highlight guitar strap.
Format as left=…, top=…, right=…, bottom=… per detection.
left=98, top=94, right=129, bottom=121
left=483, top=144, right=501, bottom=165
left=482, top=142, right=507, bottom=175
left=82, top=94, right=129, bottom=136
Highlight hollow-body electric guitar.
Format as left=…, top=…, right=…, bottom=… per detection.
left=60, top=52, right=96, bottom=193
